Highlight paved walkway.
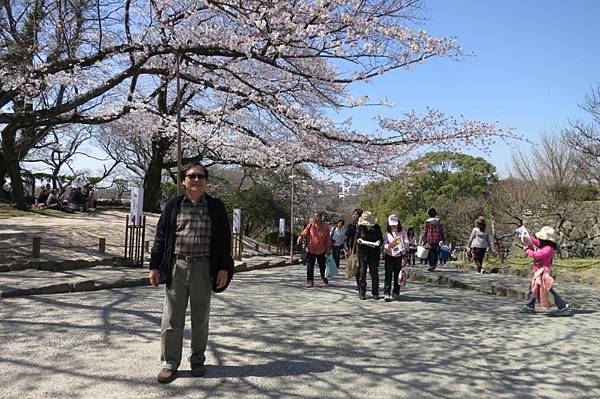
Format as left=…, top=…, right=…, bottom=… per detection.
left=1, top=264, right=599, bottom=399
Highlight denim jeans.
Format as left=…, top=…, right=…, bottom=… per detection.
left=525, top=284, right=567, bottom=309
left=307, top=252, right=326, bottom=283
left=427, top=244, right=440, bottom=269
left=332, top=245, right=344, bottom=268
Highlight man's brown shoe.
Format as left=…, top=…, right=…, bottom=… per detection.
left=157, top=368, right=177, bottom=384
left=191, top=364, right=206, bottom=377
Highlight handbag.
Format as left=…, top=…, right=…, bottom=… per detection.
left=325, top=255, right=338, bottom=277
left=416, top=245, right=429, bottom=259
left=345, top=245, right=359, bottom=279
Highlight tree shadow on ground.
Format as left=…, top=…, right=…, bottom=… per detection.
left=1, top=265, right=600, bottom=398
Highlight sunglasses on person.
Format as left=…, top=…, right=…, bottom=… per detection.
left=185, top=173, right=207, bottom=180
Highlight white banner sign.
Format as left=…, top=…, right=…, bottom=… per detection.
left=279, top=218, right=286, bottom=238
left=233, top=208, right=242, bottom=234
left=129, top=186, right=144, bottom=225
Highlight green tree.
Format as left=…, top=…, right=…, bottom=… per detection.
left=222, top=185, right=289, bottom=239
left=360, top=151, right=497, bottom=242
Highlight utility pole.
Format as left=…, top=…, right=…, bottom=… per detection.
left=289, top=163, right=296, bottom=262
left=175, top=52, right=182, bottom=195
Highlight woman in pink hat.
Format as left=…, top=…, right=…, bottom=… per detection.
left=383, top=214, right=409, bottom=302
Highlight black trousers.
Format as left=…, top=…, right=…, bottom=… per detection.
left=383, top=254, right=403, bottom=295
left=307, top=252, right=326, bottom=282
left=358, top=255, right=379, bottom=296
left=472, top=247, right=486, bottom=272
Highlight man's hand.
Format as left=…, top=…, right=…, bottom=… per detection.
left=216, top=270, right=228, bottom=289
left=297, top=236, right=303, bottom=245
left=148, top=269, right=160, bottom=287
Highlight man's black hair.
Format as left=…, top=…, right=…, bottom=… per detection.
left=428, top=208, right=437, bottom=217
left=353, top=208, right=363, bottom=216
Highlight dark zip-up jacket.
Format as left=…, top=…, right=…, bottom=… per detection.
left=149, top=194, right=234, bottom=293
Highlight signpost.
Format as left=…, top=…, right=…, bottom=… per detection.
left=232, top=208, right=243, bottom=260
left=279, top=218, right=286, bottom=255
left=124, top=186, right=145, bottom=267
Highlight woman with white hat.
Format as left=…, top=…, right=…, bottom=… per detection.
left=383, top=214, right=409, bottom=302
left=355, top=211, right=383, bottom=300
left=519, top=226, right=571, bottom=316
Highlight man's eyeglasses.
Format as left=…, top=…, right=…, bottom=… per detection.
left=185, top=174, right=206, bottom=180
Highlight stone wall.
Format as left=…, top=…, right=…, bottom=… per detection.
left=559, top=203, right=600, bottom=257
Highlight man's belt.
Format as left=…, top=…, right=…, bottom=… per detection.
left=176, top=254, right=210, bottom=262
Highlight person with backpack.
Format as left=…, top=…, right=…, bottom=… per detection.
left=420, top=207, right=445, bottom=272
left=468, top=216, right=492, bottom=274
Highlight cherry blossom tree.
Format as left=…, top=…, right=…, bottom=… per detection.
left=1, top=0, right=516, bottom=209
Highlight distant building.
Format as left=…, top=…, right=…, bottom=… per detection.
left=338, top=180, right=362, bottom=198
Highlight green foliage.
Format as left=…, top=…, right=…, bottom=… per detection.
left=113, top=179, right=129, bottom=202
left=86, top=176, right=103, bottom=186
left=160, top=182, right=177, bottom=201
left=360, top=151, right=497, bottom=240
left=222, top=184, right=289, bottom=238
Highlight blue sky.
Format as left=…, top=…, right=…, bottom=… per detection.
left=340, top=0, right=600, bottom=177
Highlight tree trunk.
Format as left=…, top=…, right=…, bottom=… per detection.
left=1, top=126, right=28, bottom=209
left=143, top=137, right=172, bottom=212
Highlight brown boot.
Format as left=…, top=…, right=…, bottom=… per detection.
left=157, top=368, right=177, bottom=384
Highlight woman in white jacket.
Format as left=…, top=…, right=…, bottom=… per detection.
left=383, top=214, right=409, bottom=301
left=468, top=216, right=492, bottom=274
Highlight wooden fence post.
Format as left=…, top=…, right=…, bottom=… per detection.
left=99, top=238, right=106, bottom=254
left=32, top=236, right=41, bottom=258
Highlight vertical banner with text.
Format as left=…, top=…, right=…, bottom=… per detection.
left=129, top=187, right=144, bottom=225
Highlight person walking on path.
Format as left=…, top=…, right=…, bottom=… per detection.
left=298, top=212, right=332, bottom=288
left=330, top=219, right=346, bottom=269
left=407, top=227, right=417, bottom=266
left=468, top=216, right=492, bottom=274
left=345, top=208, right=363, bottom=287
left=420, top=207, right=445, bottom=272
left=519, top=226, right=571, bottom=316
left=356, top=211, right=383, bottom=300
left=383, top=215, right=409, bottom=302
left=149, top=162, right=234, bottom=384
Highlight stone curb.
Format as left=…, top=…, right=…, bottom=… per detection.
left=0, top=258, right=303, bottom=298
left=407, top=269, right=584, bottom=309
left=0, top=256, right=125, bottom=272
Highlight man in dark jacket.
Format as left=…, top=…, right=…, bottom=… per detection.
left=149, top=162, right=234, bottom=384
